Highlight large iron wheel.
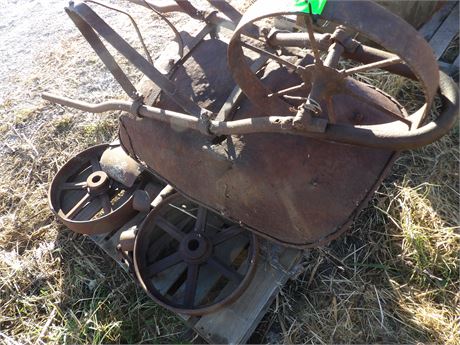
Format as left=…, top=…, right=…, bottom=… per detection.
left=228, top=0, right=439, bottom=133
left=133, top=193, right=258, bottom=315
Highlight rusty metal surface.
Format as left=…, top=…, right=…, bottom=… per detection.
left=119, top=33, right=409, bottom=247
left=154, top=39, right=239, bottom=113
left=228, top=0, right=439, bottom=126
left=115, top=1, right=457, bottom=247
left=43, top=70, right=459, bottom=150
left=100, top=145, right=143, bottom=188
left=133, top=193, right=258, bottom=315
left=43, top=0, right=457, bottom=151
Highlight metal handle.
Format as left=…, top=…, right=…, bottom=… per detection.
left=125, top=0, right=181, bottom=13
left=42, top=71, right=458, bottom=151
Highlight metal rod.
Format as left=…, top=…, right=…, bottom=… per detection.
left=42, top=69, right=459, bottom=151
left=342, top=56, right=403, bottom=76
left=71, top=2, right=205, bottom=116
left=42, top=92, right=201, bottom=132
left=86, top=0, right=154, bottom=64
left=268, top=31, right=416, bottom=79
left=324, top=42, right=344, bottom=68
left=303, top=15, right=323, bottom=66
left=126, top=0, right=181, bottom=13
left=239, top=41, right=299, bottom=71
left=142, top=0, right=184, bottom=58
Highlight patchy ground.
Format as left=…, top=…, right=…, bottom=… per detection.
left=0, top=1, right=459, bottom=344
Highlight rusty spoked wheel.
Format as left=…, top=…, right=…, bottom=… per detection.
left=228, top=1, right=441, bottom=140
left=49, top=144, right=144, bottom=235
left=133, top=193, right=258, bottom=315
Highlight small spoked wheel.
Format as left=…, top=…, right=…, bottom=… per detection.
left=49, top=144, right=145, bottom=234
left=133, top=193, right=258, bottom=315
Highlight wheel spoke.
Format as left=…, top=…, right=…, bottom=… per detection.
left=304, top=14, right=323, bottom=66
left=65, top=193, right=91, bottom=219
left=183, top=264, right=199, bottom=307
left=342, top=56, right=402, bottom=76
left=177, top=216, right=194, bottom=233
left=169, top=204, right=222, bottom=232
left=212, top=225, right=244, bottom=246
left=326, top=96, right=337, bottom=124
left=282, top=95, right=308, bottom=102
left=193, top=207, right=207, bottom=233
left=145, top=252, right=182, bottom=278
left=344, top=87, right=412, bottom=126
left=156, top=216, right=185, bottom=241
left=100, top=194, right=112, bottom=215
left=61, top=181, right=87, bottom=190
left=240, top=41, right=300, bottom=71
left=268, top=83, right=306, bottom=98
left=90, top=158, right=101, bottom=172
left=208, top=257, right=243, bottom=283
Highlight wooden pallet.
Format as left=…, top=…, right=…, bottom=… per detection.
left=419, top=1, right=459, bottom=74
left=90, top=209, right=303, bottom=344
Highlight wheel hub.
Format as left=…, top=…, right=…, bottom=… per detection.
left=179, top=233, right=212, bottom=263
left=86, top=171, right=110, bottom=196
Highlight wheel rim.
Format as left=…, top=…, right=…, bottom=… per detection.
left=133, top=193, right=258, bottom=315
left=227, top=0, right=438, bottom=131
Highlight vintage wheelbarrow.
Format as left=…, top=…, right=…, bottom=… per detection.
left=44, top=0, right=459, bottom=314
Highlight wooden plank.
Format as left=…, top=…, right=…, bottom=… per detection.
left=155, top=263, right=188, bottom=295
left=428, top=3, right=459, bottom=60
left=419, top=1, right=458, bottom=41
left=88, top=214, right=304, bottom=344
left=449, top=55, right=459, bottom=75
left=193, top=246, right=302, bottom=344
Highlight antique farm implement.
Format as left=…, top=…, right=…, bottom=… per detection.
left=44, top=0, right=459, bottom=316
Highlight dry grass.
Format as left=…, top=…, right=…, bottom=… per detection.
left=1, top=1, right=459, bottom=344
left=251, top=66, right=459, bottom=344
left=254, top=128, right=459, bottom=344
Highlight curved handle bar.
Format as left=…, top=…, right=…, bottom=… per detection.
left=42, top=72, right=458, bottom=151
left=126, top=0, right=182, bottom=13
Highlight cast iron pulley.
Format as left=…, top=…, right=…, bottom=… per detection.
left=49, top=143, right=145, bottom=235
left=133, top=193, right=258, bottom=315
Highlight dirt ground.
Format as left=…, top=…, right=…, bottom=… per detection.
left=0, top=1, right=459, bottom=344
